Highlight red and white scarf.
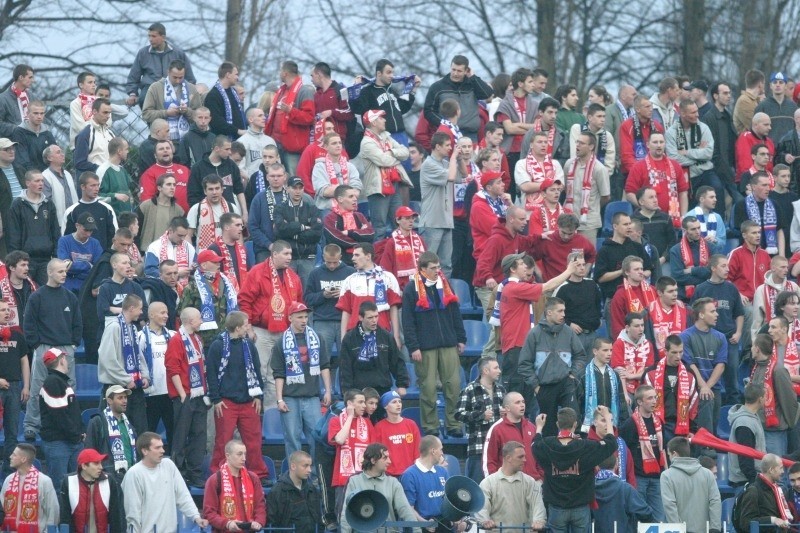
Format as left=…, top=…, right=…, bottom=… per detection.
left=532, top=118, right=555, bottom=155
left=617, top=334, right=654, bottom=394
left=565, top=156, right=596, bottom=222
left=363, top=129, right=401, bottom=195
left=679, top=236, right=709, bottom=298
left=763, top=277, right=795, bottom=322
left=218, top=463, right=256, bottom=522
left=759, top=473, right=792, bottom=521
left=332, top=204, right=357, bottom=231
left=632, top=410, right=665, bottom=474
left=755, top=352, right=781, bottom=428
left=78, top=93, right=96, bottom=121
left=2, top=467, right=39, bottom=533
left=325, top=153, right=350, bottom=187
left=645, top=155, right=681, bottom=228
left=10, top=84, right=29, bottom=121
left=750, top=166, right=775, bottom=190
left=649, top=301, right=687, bottom=358
left=391, top=229, right=425, bottom=281
left=0, top=262, right=35, bottom=328
left=623, top=278, right=658, bottom=314
left=337, top=413, right=371, bottom=477
left=649, top=358, right=695, bottom=435
left=197, top=200, right=229, bottom=250
left=535, top=202, right=565, bottom=232
left=159, top=231, right=191, bottom=270
left=216, top=237, right=248, bottom=292
left=788, top=321, right=800, bottom=395
left=266, top=76, right=303, bottom=134
left=523, top=154, right=554, bottom=211
left=266, top=258, right=298, bottom=332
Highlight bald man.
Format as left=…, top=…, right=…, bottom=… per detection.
left=237, top=107, right=276, bottom=178
left=483, top=392, right=541, bottom=480
left=736, top=112, right=775, bottom=179
left=137, top=301, right=176, bottom=445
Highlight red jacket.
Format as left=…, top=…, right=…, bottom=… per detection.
left=469, top=194, right=503, bottom=260
left=203, top=469, right=268, bottom=533
left=264, top=85, right=316, bottom=153
left=482, top=415, right=542, bottom=480
left=728, top=244, right=771, bottom=300
left=530, top=233, right=597, bottom=281
left=164, top=330, right=205, bottom=399
left=238, top=262, right=304, bottom=332
left=313, top=82, right=353, bottom=140
left=415, top=112, right=436, bottom=152
left=618, top=117, right=664, bottom=175
left=472, top=222, right=539, bottom=287
left=735, top=130, right=775, bottom=180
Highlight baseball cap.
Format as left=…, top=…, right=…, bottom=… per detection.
left=381, top=390, right=401, bottom=408
left=689, top=80, right=709, bottom=92
left=197, top=249, right=223, bottom=264
left=771, top=72, right=787, bottom=83
left=395, top=206, right=418, bottom=219
left=363, top=109, right=386, bottom=126
left=288, top=176, right=304, bottom=188
left=0, top=139, right=17, bottom=150
left=76, top=212, right=98, bottom=231
left=540, top=178, right=563, bottom=191
left=77, top=448, right=108, bottom=466
left=481, top=170, right=505, bottom=184
left=501, top=253, right=525, bottom=274
left=288, top=302, right=310, bottom=316
left=42, top=347, right=66, bottom=366
left=105, top=385, right=132, bottom=399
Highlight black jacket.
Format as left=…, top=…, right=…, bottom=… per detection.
left=423, top=74, right=493, bottom=134
left=175, top=126, right=215, bottom=168
left=777, top=128, right=800, bottom=188
left=59, top=471, right=126, bottom=533
left=339, top=325, right=409, bottom=391
left=0, top=162, right=24, bottom=256
left=7, top=195, right=60, bottom=260
left=205, top=86, right=246, bottom=138
left=136, top=136, right=159, bottom=175
left=84, top=412, right=135, bottom=481
left=701, top=105, right=738, bottom=183
left=187, top=154, right=244, bottom=207
left=274, top=199, right=323, bottom=259
left=266, top=472, right=322, bottom=533
left=138, top=276, right=178, bottom=329
left=11, top=124, right=56, bottom=171
left=593, top=237, right=655, bottom=300
left=401, top=277, right=467, bottom=353
left=207, top=336, right=264, bottom=404
left=737, top=475, right=785, bottom=532
left=40, top=368, right=83, bottom=443
left=351, top=83, right=415, bottom=134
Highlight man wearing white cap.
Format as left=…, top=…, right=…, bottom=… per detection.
left=360, top=109, right=412, bottom=239
left=58, top=447, right=125, bottom=532
left=0, top=138, right=26, bottom=256
left=271, top=302, right=332, bottom=461
left=379, top=205, right=426, bottom=291
left=85, top=385, right=138, bottom=482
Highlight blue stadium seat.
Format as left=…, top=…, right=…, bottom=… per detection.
left=451, top=278, right=482, bottom=318
left=722, top=497, right=736, bottom=532
left=74, top=364, right=100, bottom=401
left=281, top=457, right=289, bottom=474
left=716, top=453, right=734, bottom=496
left=469, top=363, right=479, bottom=382
left=188, top=454, right=212, bottom=496
left=262, top=455, right=277, bottom=488
left=463, top=320, right=489, bottom=357
left=602, top=201, right=633, bottom=237
left=725, top=238, right=739, bottom=254
left=717, top=405, right=734, bottom=440
left=81, top=408, right=99, bottom=427
left=401, top=407, right=422, bottom=430
left=444, top=454, right=461, bottom=477
left=262, top=408, right=283, bottom=445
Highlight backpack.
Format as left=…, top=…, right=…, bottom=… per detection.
left=731, top=481, right=752, bottom=532
left=313, top=401, right=344, bottom=457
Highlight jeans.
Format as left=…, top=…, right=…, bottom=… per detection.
left=695, top=389, right=722, bottom=436
left=25, top=344, right=75, bottom=434
left=536, top=379, right=579, bottom=436
left=253, top=328, right=283, bottom=407
left=0, top=382, right=21, bottom=474
left=42, top=440, right=83, bottom=491
left=420, top=227, right=453, bottom=278
left=290, top=258, right=316, bottom=288
left=313, top=319, right=342, bottom=365
left=765, top=429, right=788, bottom=457
left=146, top=393, right=174, bottom=452
left=451, top=219, right=475, bottom=283
left=575, top=330, right=598, bottom=358
left=636, top=475, right=665, bottom=521
left=280, top=396, right=322, bottom=461
left=547, top=504, right=590, bottom=533
left=367, top=192, right=402, bottom=240
left=279, top=149, right=301, bottom=176
left=723, top=340, right=743, bottom=404
left=465, top=454, right=484, bottom=484
left=690, top=169, right=726, bottom=216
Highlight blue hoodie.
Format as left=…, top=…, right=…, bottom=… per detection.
left=593, top=473, right=653, bottom=533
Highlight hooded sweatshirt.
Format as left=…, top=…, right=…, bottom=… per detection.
left=593, top=473, right=653, bottom=533
left=176, top=125, right=215, bottom=168
left=660, top=457, right=721, bottom=533
left=187, top=154, right=244, bottom=208
left=728, top=404, right=765, bottom=484
left=751, top=357, right=800, bottom=431
left=649, top=92, right=677, bottom=130
left=518, top=321, right=588, bottom=389
left=11, top=121, right=56, bottom=171
left=611, top=330, right=655, bottom=395
left=751, top=271, right=800, bottom=339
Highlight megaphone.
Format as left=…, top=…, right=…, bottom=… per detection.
left=440, top=475, right=485, bottom=522
left=345, top=489, right=390, bottom=532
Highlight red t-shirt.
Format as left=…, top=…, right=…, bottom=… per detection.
left=328, top=414, right=374, bottom=487
left=499, top=280, right=543, bottom=353
left=139, top=163, right=191, bottom=213
left=625, top=157, right=688, bottom=215
left=374, top=417, right=421, bottom=476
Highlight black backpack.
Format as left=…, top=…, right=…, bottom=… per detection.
left=731, top=481, right=751, bottom=532
left=313, top=401, right=344, bottom=457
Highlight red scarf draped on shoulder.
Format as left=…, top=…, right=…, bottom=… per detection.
left=391, top=229, right=425, bottom=281
left=632, top=410, right=665, bottom=474
left=679, top=236, right=709, bottom=298
left=216, top=237, right=248, bottom=291
left=218, top=463, right=256, bottom=522
left=266, top=77, right=303, bottom=135
left=364, top=129, right=401, bottom=194
left=754, top=351, right=781, bottom=428
left=648, top=358, right=695, bottom=435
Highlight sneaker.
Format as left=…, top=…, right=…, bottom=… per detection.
left=23, top=430, right=36, bottom=442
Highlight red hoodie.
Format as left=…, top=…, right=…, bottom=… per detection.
left=472, top=222, right=539, bottom=287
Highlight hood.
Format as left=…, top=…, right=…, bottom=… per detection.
left=539, top=436, right=593, bottom=470
left=489, top=221, right=515, bottom=241
left=667, top=456, right=702, bottom=475
left=539, top=320, right=565, bottom=335
left=21, top=121, right=50, bottom=134
left=617, top=329, right=648, bottom=346
left=189, top=124, right=213, bottom=136
left=600, top=237, right=629, bottom=248
left=763, top=271, right=788, bottom=290
left=728, top=403, right=760, bottom=425
left=649, top=92, right=671, bottom=114
left=594, top=476, right=625, bottom=500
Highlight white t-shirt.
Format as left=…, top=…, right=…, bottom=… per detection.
left=137, top=328, right=174, bottom=396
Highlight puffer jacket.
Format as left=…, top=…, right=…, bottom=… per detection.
left=518, top=320, right=588, bottom=389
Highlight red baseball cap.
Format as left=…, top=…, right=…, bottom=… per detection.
left=363, top=109, right=386, bottom=126
left=288, top=302, right=310, bottom=316
left=540, top=178, right=563, bottom=191
left=77, top=448, right=107, bottom=466
left=197, top=249, right=223, bottom=264
left=42, top=348, right=66, bottom=366
left=395, top=206, right=418, bottom=219
left=482, top=170, right=505, bottom=184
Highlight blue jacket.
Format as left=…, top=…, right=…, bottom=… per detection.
left=593, top=475, right=653, bottom=533
left=248, top=189, right=288, bottom=254
left=57, top=234, right=104, bottom=292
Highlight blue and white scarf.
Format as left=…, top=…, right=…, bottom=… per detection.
left=489, top=278, right=533, bottom=330
left=253, top=169, right=266, bottom=195
left=280, top=327, right=321, bottom=385
left=164, top=78, right=190, bottom=141
left=595, top=469, right=618, bottom=480
left=142, top=325, right=171, bottom=378
left=214, top=80, right=245, bottom=135
left=120, top=314, right=143, bottom=388
left=440, top=119, right=463, bottom=142
left=219, top=331, right=262, bottom=396
left=361, top=268, right=389, bottom=311
left=180, top=327, right=206, bottom=398
left=194, top=269, right=238, bottom=331
left=745, top=194, right=779, bottom=254
left=104, top=406, right=136, bottom=472
left=345, top=75, right=416, bottom=101
left=357, top=324, right=378, bottom=363
left=480, top=191, right=507, bottom=218
left=693, top=208, right=718, bottom=240
left=581, top=362, right=619, bottom=433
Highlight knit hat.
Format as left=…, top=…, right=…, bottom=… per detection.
left=380, top=390, right=401, bottom=408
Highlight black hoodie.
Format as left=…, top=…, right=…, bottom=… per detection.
left=187, top=154, right=244, bottom=207
left=175, top=125, right=215, bottom=168
left=533, top=432, right=618, bottom=507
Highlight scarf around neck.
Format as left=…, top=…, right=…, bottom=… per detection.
left=2, top=467, right=39, bottom=532
left=104, top=406, right=136, bottom=472
left=219, top=463, right=256, bottom=521
left=650, top=358, right=694, bottom=435
left=745, top=194, right=779, bottom=254
left=280, top=326, right=321, bottom=385
left=413, top=271, right=458, bottom=311
left=632, top=409, right=665, bottom=474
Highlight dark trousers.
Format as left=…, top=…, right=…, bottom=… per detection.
left=535, top=378, right=579, bottom=437
left=451, top=219, right=475, bottom=283
left=28, top=258, right=48, bottom=286
left=146, top=393, right=174, bottom=452
left=171, top=396, right=208, bottom=484
left=0, top=382, right=21, bottom=475
left=100, top=385, right=147, bottom=437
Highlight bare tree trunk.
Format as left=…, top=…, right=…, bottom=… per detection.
left=225, top=0, right=242, bottom=65
left=682, top=0, right=705, bottom=79
left=536, top=0, right=556, bottom=94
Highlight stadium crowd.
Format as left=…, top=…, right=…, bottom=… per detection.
left=4, top=20, right=800, bottom=532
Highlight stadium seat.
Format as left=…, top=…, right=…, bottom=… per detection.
left=716, top=453, right=734, bottom=496
left=725, top=238, right=739, bottom=254
left=469, top=362, right=479, bottom=382
left=81, top=408, right=99, bottom=427
left=281, top=457, right=289, bottom=474
left=401, top=407, right=422, bottom=430
left=188, top=454, right=212, bottom=496
left=74, top=364, right=101, bottom=401
left=245, top=240, right=256, bottom=266
left=721, top=496, right=736, bottom=532
left=463, top=320, right=488, bottom=357
left=452, top=278, right=482, bottom=318
left=262, top=408, right=283, bottom=445
left=444, top=454, right=461, bottom=477
left=717, top=405, right=733, bottom=440
left=602, top=201, right=633, bottom=237
left=262, top=455, right=277, bottom=488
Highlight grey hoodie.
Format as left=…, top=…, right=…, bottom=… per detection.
left=518, top=321, right=588, bottom=389
left=660, top=457, right=721, bottom=533
left=728, top=404, right=765, bottom=484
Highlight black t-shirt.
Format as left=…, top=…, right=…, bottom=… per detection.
left=620, top=413, right=662, bottom=478
left=733, top=197, right=789, bottom=251
left=663, top=365, right=679, bottom=421
left=408, top=168, right=422, bottom=202
left=0, top=330, right=29, bottom=381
